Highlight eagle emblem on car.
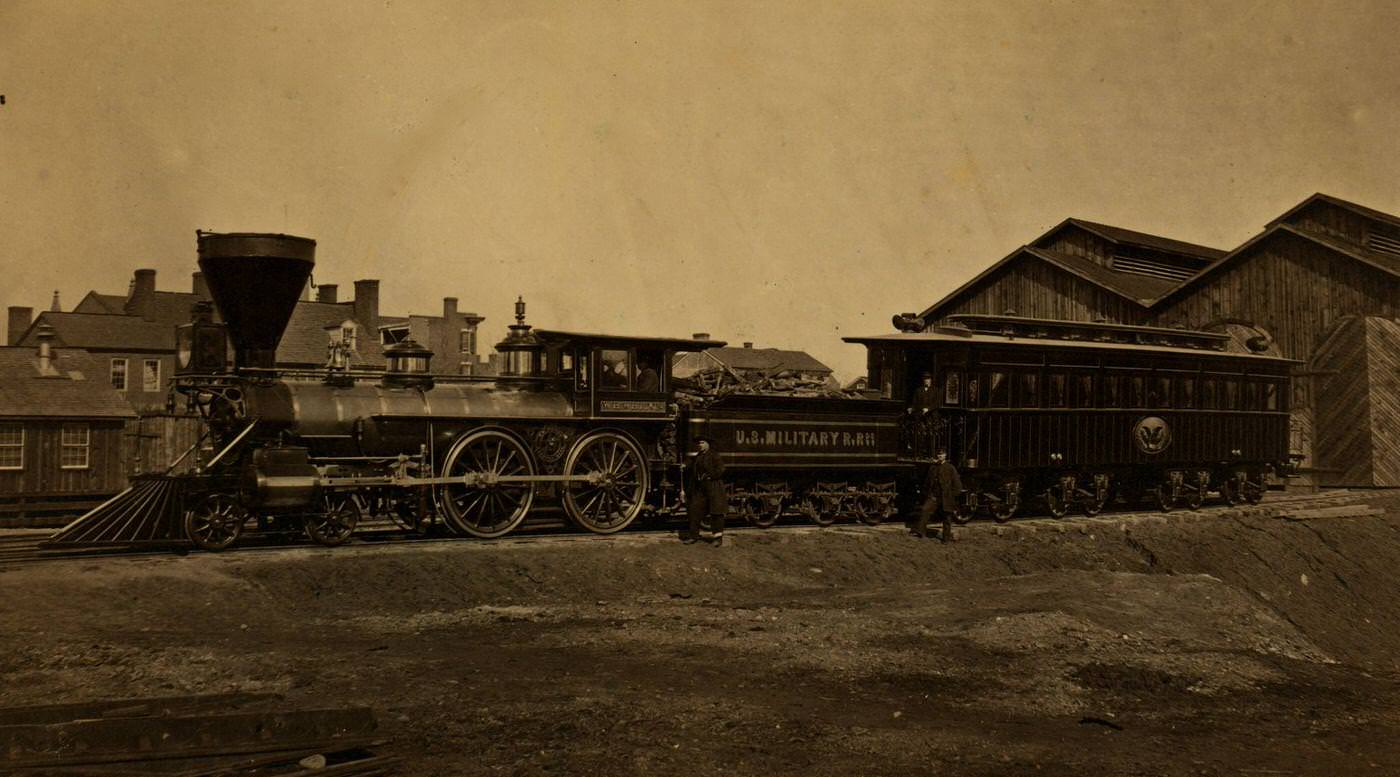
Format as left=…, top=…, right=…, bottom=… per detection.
left=1134, top=416, right=1172, bottom=454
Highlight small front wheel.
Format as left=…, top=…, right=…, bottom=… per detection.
left=185, top=493, right=247, bottom=552
left=306, top=493, right=360, bottom=547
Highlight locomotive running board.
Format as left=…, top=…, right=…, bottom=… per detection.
left=319, top=472, right=613, bottom=488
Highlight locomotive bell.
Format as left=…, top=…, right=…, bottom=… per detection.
left=196, top=231, right=316, bottom=370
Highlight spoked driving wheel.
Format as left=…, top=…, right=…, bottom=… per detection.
left=306, top=492, right=360, bottom=547
left=562, top=432, right=649, bottom=533
left=439, top=429, right=536, bottom=538
left=185, top=493, right=247, bottom=552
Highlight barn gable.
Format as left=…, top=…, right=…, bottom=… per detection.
left=919, top=247, right=1155, bottom=326
left=920, top=219, right=1224, bottom=324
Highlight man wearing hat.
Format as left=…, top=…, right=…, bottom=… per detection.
left=684, top=436, right=728, bottom=545
left=914, top=449, right=963, bottom=542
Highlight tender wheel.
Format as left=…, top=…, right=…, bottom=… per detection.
left=306, top=492, right=360, bottom=546
left=799, top=496, right=836, bottom=527
left=954, top=491, right=977, bottom=525
left=750, top=491, right=783, bottom=528
left=854, top=496, right=882, bottom=526
left=439, top=429, right=536, bottom=538
left=562, top=432, right=649, bottom=533
left=991, top=480, right=1021, bottom=523
left=184, top=493, right=247, bottom=551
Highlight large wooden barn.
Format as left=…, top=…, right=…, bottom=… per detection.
left=917, top=193, right=1400, bottom=487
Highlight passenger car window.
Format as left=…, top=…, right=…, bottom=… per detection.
left=988, top=371, right=1009, bottom=407
left=943, top=370, right=961, bottom=406
left=1264, top=381, right=1279, bottom=411
left=1018, top=372, right=1039, bottom=408
left=1075, top=374, right=1095, bottom=408
left=1047, top=373, right=1066, bottom=407
left=1177, top=377, right=1196, bottom=409
left=1127, top=376, right=1144, bottom=408
left=1102, top=375, right=1121, bottom=408
left=1224, top=380, right=1239, bottom=410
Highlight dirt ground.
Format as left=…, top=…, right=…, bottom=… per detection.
left=5, top=496, right=1400, bottom=777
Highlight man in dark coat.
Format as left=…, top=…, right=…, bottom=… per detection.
left=684, top=437, right=728, bottom=545
left=907, top=372, right=937, bottom=457
left=915, top=449, right=963, bottom=542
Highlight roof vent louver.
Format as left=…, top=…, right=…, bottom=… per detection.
left=1367, top=233, right=1400, bottom=258
left=1109, top=255, right=1197, bottom=282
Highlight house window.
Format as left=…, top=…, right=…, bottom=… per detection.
left=110, top=358, right=128, bottom=391
left=459, top=328, right=476, bottom=354
left=0, top=423, right=22, bottom=470
left=142, top=359, right=161, bottom=392
left=60, top=423, right=89, bottom=469
left=380, top=326, right=408, bottom=345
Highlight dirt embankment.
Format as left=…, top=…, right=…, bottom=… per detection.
left=5, top=496, right=1400, bottom=776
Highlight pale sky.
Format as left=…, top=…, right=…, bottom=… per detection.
left=3, top=0, right=1399, bottom=379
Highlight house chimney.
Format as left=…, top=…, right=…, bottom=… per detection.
left=192, top=271, right=209, bottom=299
left=50, top=290, right=61, bottom=311
left=7, top=306, right=32, bottom=346
left=353, top=279, right=380, bottom=332
left=443, top=297, right=458, bottom=319
left=743, top=342, right=753, bottom=349
left=127, top=269, right=157, bottom=319
left=35, top=322, right=57, bottom=375
left=692, top=332, right=711, bottom=340
left=317, top=284, right=338, bottom=304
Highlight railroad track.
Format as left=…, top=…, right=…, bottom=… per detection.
left=0, top=489, right=1380, bottom=567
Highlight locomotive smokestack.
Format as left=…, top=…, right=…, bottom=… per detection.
left=196, top=231, right=316, bottom=370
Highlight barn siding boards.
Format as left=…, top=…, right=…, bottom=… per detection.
left=1152, top=231, right=1400, bottom=363
left=1365, top=318, right=1400, bottom=487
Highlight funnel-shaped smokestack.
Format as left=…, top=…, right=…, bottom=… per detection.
left=196, top=231, right=316, bottom=369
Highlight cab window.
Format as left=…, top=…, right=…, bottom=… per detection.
left=635, top=348, right=664, bottom=393
left=599, top=349, right=631, bottom=389
left=576, top=351, right=591, bottom=389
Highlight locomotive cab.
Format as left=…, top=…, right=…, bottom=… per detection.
left=531, top=329, right=725, bottom=418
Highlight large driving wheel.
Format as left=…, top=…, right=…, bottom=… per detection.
left=562, top=432, right=649, bottom=533
left=439, top=429, right=536, bottom=538
left=306, top=492, right=360, bottom=547
left=184, top=493, right=247, bottom=551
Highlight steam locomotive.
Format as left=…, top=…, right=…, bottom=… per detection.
left=54, top=231, right=1295, bottom=551
left=167, top=232, right=910, bottom=550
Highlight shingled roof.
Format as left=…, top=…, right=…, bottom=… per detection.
left=276, top=302, right=386, bottom=368
left=21, top=312, right=173, bottom=351
left=685, top=346, right=833, bottom=375
left=0, top=347, right=137, bottom=419
left=1050, top=218, right=1228, bottom=261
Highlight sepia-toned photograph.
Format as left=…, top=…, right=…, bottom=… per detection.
left=3, top=2, right=1400, bottom=774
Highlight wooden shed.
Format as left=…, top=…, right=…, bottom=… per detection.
left=0, top=338, right=136, bottom=523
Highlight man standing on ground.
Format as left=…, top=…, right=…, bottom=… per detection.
left=914, top=449, right=962, bottom=543
left=684, top=437, right=728, bottom=545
